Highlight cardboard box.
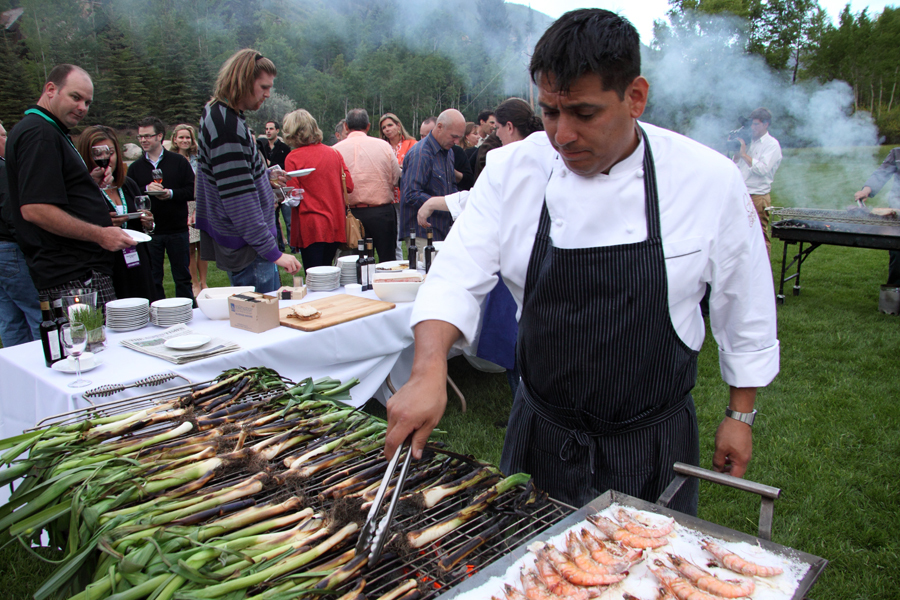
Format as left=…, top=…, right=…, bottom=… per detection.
left=228, top=292, right=280, bottom=333
left=275, top=285, right=308, bottom=301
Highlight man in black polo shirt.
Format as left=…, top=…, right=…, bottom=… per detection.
left=6, top=64, right=135, bottom=311
left=127, top=116, right=195, bottom=302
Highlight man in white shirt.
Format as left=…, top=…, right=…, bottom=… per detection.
left=384, top=9, right=779, bottom=514
left=734, top=108, right=782, bottom=254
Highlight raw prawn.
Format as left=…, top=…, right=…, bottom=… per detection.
left=668, top=553, right=755, bottom=598
left=581, top=529, right=644, bottom=565
left=588, top=514, right=669, bottom=549
left=616, top=507, right=676, bottom=538
left=520, top=568, right=565, bottom=600
left=580, top=528, right=643, bottom=564
left=503, top=583, right=530, bottom=600
left=649, top=560, right=735, bottom=600
left=541, top=543, right=628, bottom=586
left=534, top=552, right=591, bottom=600
left=566, top=531, right=630, bottom=574
left=702, top=539, right=784, bottom=577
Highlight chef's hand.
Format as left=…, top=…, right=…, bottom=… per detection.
left=712, top=386, right=756, bottom=478
left=275, top=253, right=301, bottom=273
left=854, top=187, right=872, bottom=202
left=385, top=320, right=461, bottom=460
left=417, top=196, right=447, bottom=229
left=713, top=418, right=752, bottom=478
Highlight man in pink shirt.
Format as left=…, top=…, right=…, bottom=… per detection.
left=334, top=109, right=402, bottom=261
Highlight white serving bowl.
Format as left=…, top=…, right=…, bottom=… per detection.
left=372, top=272, right=423, bottom=303
left=196, top=286, right=255, bottom=320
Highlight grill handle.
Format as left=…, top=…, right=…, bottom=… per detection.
left=657, top=462, right=781, bottom=541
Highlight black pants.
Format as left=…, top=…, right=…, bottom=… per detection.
left=889, top=250, right=900, bottom=286
left=350, top=204, right=396, bottom=263
left=300, top=242, right=340, bottom=269
left=148, top=231, right=194, bottom=302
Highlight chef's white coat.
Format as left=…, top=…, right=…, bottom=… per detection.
left=737, top=132, right=782, bottom=195
left=412, top=123, right=779, bottom=389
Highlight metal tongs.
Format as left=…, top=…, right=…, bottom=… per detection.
left=356, top=435, right=414, bottom=566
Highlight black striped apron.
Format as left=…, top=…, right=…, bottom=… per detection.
left=499, top=128, right=701, bottom=515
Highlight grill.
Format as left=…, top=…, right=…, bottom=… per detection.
left=29, top=384, right=826, bottom=600
left=30, top=382, right=576, bottom=600
left=770, top=207, right=900, bottom=303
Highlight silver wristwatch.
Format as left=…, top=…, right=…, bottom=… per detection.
left=725, top=407, right=757, bottom=427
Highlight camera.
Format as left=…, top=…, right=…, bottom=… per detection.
left=726, top=117, right=752, bottom=153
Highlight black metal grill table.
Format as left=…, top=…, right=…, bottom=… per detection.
left=770, top=207, right=900, bottom=303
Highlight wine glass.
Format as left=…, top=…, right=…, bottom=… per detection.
left=134, top=195, right=153, bottom=234
left=60, top=322, right=90, bottom=388
left=91, top=145, right=112, bottom=189
left=151, top=169, right=164, bottom=185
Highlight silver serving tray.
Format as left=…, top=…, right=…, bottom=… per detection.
left=437, top=489, right=827, bottom=600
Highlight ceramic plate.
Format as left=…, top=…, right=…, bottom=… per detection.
left=124, top=229, right=152, bottom=243
left=51, top=353, right=103, bottom=373
left=164, top=335, right=210, bottom=351
left=285, top=168, right=315, bottom=177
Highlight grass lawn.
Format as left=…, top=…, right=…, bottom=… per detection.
left=2, top=147, right=898, bottom=599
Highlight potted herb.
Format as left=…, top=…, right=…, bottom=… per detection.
left=70, top=306, right=106, bottom=352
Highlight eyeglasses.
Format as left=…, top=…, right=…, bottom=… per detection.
left=136, top=133, right=159, bottom=140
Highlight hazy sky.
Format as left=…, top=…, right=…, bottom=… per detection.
left=514, top=0, right=896, bottom=44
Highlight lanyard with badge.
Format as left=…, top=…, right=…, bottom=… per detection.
left=25, top=108, right=140, bottom=268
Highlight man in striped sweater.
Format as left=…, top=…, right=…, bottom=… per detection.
left=195, top=49, right=301, bottom=292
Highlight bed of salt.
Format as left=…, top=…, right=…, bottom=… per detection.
left=450, top=503, right=811, bottom=600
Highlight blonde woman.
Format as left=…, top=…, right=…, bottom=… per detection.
left=283, top=109, right=353, bottom=268
left=170, top=124, right=207, bottom=297
left=378, top=113, right=416, bottom=259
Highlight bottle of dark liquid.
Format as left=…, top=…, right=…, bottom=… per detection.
left=55, top=303, right=69, bottom=359
left=365, top=238, right=376, bottom=291
left=408, top=229, right=417, bottom=269
left=424, top=228, right=436, bottom=273
left=356, top=239, right=367, bottom=288
left=39, top=298, right=62, bottom=367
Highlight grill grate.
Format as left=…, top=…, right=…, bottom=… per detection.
left=770, top=206, right=900, bottom=227
left=27, top=381, right=576, bottom=599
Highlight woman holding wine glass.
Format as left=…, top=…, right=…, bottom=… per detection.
left=170, top=124, right=207, bottom=297
left=77, top=126, right=160, bottom=302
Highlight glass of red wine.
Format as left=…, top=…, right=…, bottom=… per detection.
left=151, top=168, right=164, bottom=186
left=91, top=145, right=112, bottom=189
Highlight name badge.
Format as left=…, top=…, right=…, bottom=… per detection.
left=123, top=247, right=141, bottom=268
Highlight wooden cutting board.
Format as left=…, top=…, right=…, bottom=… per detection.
left=279, top=294, right=395, bottom=332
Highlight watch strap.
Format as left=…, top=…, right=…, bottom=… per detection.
left=725, top=407, right=757, bottom=427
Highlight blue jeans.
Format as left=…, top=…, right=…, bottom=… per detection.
left=0, top=240, right=42, bottom=347
left=226, top=255, right=280, bottom=293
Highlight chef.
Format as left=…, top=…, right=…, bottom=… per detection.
left=384, top=9, right=779, bottom=515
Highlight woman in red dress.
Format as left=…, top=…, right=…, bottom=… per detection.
left=282, top=109, right=353, bottom=269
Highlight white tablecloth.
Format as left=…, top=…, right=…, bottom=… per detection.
left=0, top=290, right=415, bottom=443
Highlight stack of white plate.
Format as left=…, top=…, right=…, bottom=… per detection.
left=306, top=266, right=341, bottom=292
left=149, top=298, right=193, bottom=326
left=105, top=298, right=150, bottom=331
left=337, top=255, right=360, bottom=286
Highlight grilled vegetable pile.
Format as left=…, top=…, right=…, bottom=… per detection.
left=0, top=367, right=539, bottom=600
